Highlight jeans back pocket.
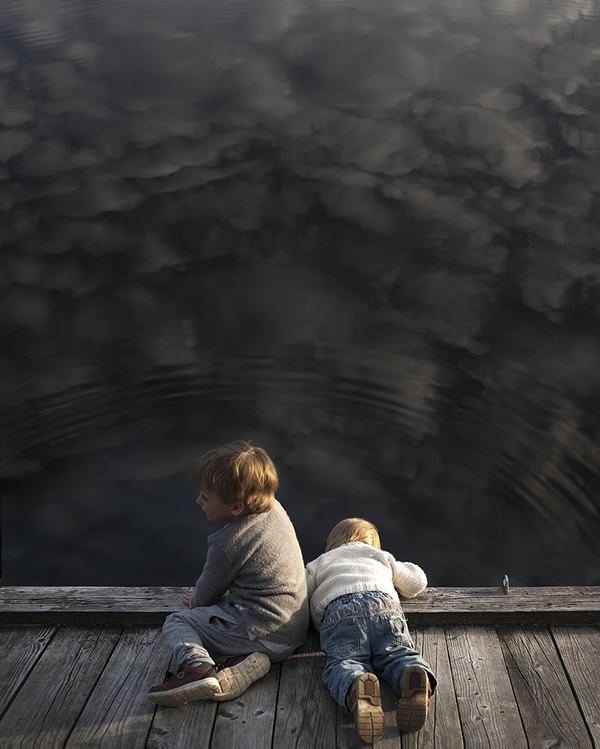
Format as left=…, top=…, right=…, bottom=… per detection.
left=321, top=618, right=361, bottom=658
left=380, top=612, right=414, bottom=649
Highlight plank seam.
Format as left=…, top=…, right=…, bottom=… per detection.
left=146, top=652, right=175, bottom=749
left=443, top=626, right=468, bottom=749
left=142, top=697, right=160, bottom=749
left=548, top=626, right=596, bottom=749
left=440, top=626, right=465, bottom=749
left=0, top=625, right=58, bottom=722
left=204, top=695, right=218, bottom=748
left=496, top=626, right=535, bottom=749
left=269, top=662, right=283, bottom=749
left=62, top=625, right=125, bottom=748
left=495, top=625, right=531, bottom=749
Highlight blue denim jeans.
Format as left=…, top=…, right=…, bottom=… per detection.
left=320, top=591, right=437, bottom=710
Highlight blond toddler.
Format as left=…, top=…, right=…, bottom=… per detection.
left=305, top=518, right=436, bottom=744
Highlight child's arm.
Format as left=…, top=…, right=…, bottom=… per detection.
left=389, top=555, right=428, bottom=598
left=190, top=546, right=236, bottom=608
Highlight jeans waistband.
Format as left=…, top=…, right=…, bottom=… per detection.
left=323, top=591, right=400, bottom=627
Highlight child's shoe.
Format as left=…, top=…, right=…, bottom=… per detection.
left=147, top=662, right=220, bottom=706
left=395, top=666, right=431, bottom=733
left=346, top=673, right=385, bottom=744
left=212, top=652, right=271, bottom=702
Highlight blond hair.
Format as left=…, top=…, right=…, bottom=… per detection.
left=325, top=518, right=382, bottom=552
left=193, top=441, right=278, bottom=514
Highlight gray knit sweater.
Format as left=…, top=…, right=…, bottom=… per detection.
left=190, top=500, right=309, bottom=645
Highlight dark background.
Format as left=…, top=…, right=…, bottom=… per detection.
left=1, top=0, right=599, bottom=587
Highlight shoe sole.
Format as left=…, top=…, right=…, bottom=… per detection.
left=353, top=673, right=385, bottom=744
left=147, top=676, right=221, bottom=707
left=213, top=652, right=271, bottom=702
left=396, top=666, right=430, bottom=733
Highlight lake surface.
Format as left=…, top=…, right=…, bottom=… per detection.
left=1, top=0, right=600, bottom=587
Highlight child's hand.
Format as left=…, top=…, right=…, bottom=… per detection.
left=183, top=591, right=193, bottom=606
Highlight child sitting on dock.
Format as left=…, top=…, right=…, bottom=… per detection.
left=305, top=518, right=436, bottom=744
left=148, top=441, right=309, bottom=707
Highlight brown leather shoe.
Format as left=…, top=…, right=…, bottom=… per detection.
left=346, top=673, right=385, bottom=744
left=395, top=666, right=431, bottom=733
left=147, top=663, right=220, bottom=706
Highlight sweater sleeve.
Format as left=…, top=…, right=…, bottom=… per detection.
left=305, top=560, right=318, bottom=599
left=190, top=545, right=235, bottom=608
left=389, top=554, right=428, bottom=598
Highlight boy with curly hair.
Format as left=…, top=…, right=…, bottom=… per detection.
left=148, top=441, right=308, bottom=706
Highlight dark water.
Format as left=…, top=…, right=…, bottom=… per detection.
left=1, top=0, right=600, bottom=587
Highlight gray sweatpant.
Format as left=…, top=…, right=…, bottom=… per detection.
left=162, top=603, right=299, bottom=667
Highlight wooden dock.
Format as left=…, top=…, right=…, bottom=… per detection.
left=1, top=586, right=599, bottom=748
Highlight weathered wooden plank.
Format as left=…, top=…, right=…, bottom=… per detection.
left=551, top=625, right=600, bottom=745
left=147, top=702, right=218, bottom=749
left=1, top=622, right=596, bottom=748
left=445, top=626, right=526, bottom=748
left=0, top=626, right=56, bottom=720
left=0, top=626, right=121, bottom=749
left=0, top=587, right=182, bottom=625
left=273, top=630, right=336, bottom=748
left=210, top=663, right=281, bottom=749
left=146, top=655, right=218, bottom=749
left=403, top=587, right=600, bottom=625
left=401, top=627, right=463, bottom=749
left=498, top=626, right=592, bottom=748
left=2, top=587, right=599, bottom=625
left=66, top=626, right=170, bottom=748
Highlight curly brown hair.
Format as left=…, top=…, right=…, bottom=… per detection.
left=193, top=441, right=278, bottom=514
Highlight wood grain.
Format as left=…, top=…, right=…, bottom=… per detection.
left=1, top=620, right=598, bottom=748
left=211, top=663, right=281, bottom=749
left=2, top=587, right=599, bottom=625
left=551, top=625, right=600, bottom=745
left=445, top=626, right=526, bottom=748
left=66, top=626, right=170, bottom=748
left=498, top=625, right=592, bottom=747
left=401, top=627, right=463, bottom=749
left=0, top=626, right=55, bottom=721
left=273, top=640, right=336, bottom=748
left=0, top=626, right=121, bottom=749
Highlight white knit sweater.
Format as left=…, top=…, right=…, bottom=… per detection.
left=305, top=542, right=427, bottom=629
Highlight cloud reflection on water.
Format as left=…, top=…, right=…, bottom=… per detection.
left=1, top=0, right=599, bottom=585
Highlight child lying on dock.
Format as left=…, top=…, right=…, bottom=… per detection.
left=305, top=518, right=437, bottom=744
left=148, top=441, right=309, bottom=706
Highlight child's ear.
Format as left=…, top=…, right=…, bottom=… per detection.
left=231, top=502, right=245, bottom=518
